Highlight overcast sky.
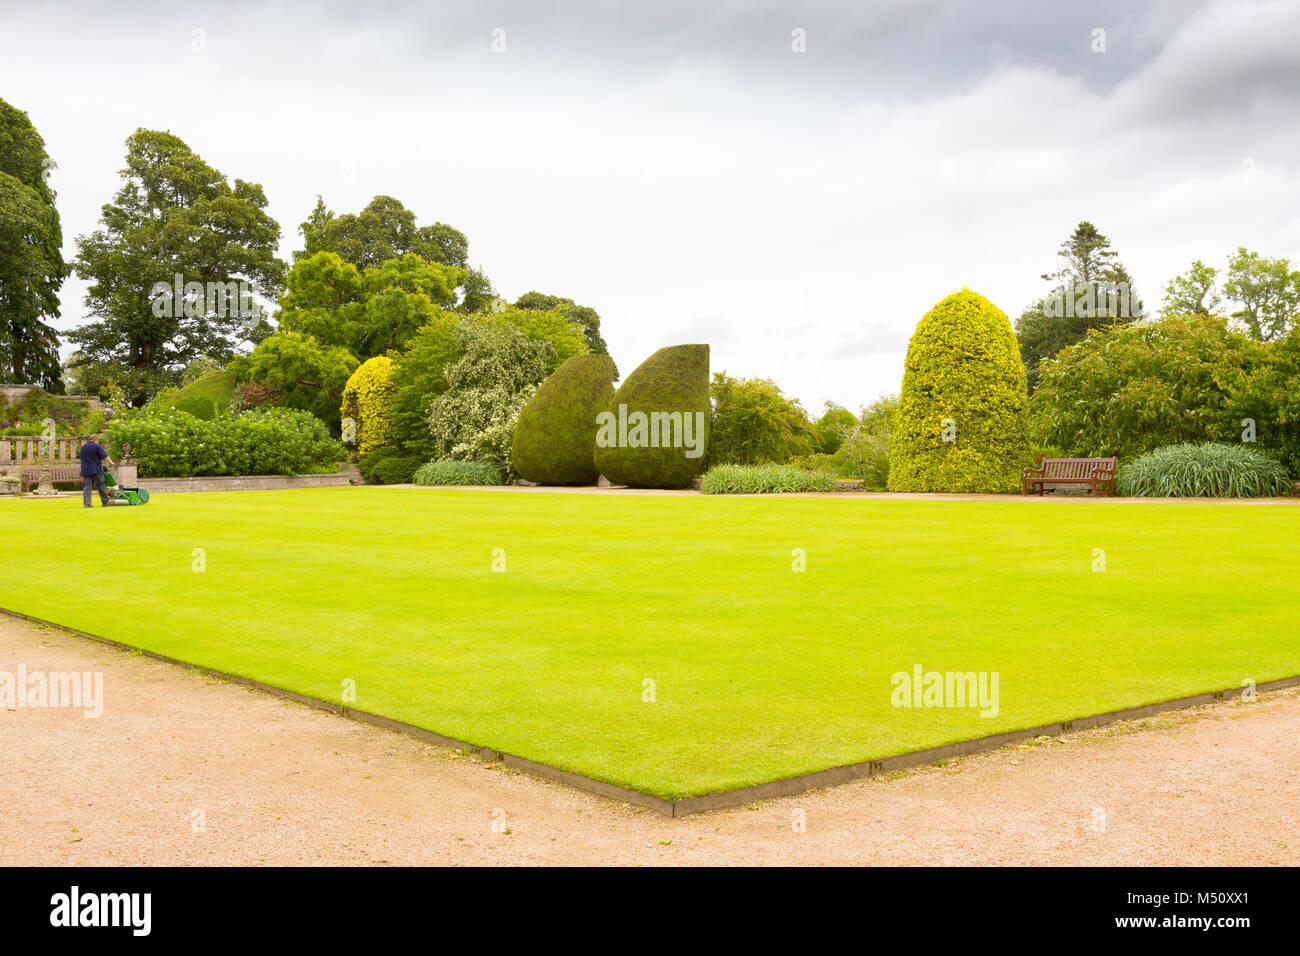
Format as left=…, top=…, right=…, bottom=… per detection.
left=3, top=0, right=1298, bottom=410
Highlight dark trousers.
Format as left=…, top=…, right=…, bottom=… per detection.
left=83, top=474, right=108, bottom=507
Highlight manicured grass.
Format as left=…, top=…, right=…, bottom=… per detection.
left=3, top=489, right=1298, bottom=799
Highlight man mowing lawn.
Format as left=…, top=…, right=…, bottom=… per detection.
left=79, top=434, right=115, bottom=509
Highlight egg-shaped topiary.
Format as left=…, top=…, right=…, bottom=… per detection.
left=511, top=354, right=617, bottom=485
left=888, top=289, right=1031, bottom=493
left=592, top=344, right=710, bottom=488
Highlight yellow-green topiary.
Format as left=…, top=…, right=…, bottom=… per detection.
left=888, top=289, right=1031, bottom=493
left=341, top=356, right=396, bottom=458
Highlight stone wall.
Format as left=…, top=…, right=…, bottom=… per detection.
left=133, top=473, right=355, bottom=493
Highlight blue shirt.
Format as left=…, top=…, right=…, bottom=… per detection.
left=79, top=441, right=108, bottom=477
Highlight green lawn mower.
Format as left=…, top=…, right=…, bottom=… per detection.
left=104, top=469, right=150, bottom=506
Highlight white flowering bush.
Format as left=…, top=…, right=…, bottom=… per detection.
left=427, top=320, right=552, bottom=478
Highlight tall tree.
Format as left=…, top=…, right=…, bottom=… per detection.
left=1160, top=250, right=1299, bottom=340
left=514, top=290, right=613, bottom=367
left=1161, top=259, right=1221, bottom=318
left=0, top=98, right=66, bottom=389
left=70, top=130, right=286, bottom=404
left=1015, top=221, right=1142, bottom=392
left=1223, top=248, right=1299, bottom=342
left=296, top=194, right=494, bottom=312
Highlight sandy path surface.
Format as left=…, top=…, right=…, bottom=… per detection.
left=2, top=612, right=1296, bottom=866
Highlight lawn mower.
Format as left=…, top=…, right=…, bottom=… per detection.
left=103, top=468, right=150, bottom=506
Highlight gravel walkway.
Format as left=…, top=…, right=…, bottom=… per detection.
left=2, top=613, right=1296, bottom=866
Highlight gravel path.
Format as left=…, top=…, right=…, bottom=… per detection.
left=2, top=613, right=1296, bottom=866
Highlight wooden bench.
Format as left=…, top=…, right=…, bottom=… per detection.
left=19, top=464, right=83, bottom=493
left=1022, top=456, right=1117, bottom=496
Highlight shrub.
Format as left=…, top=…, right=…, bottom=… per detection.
left=889, top=290, right=1031, bottom=493
left=341, top=355, right=396, bottom=458
left=358, top=447, right=422, bottom=484
left=163, top=368, right=236, bottom=420
left=387, top=309, right=460, bottom=459
left=1030, top=314, right=1261, bottom=461
left=706, top=373, right=815, bottom=466
left=593, top=344, right=711, bottom=489
left=427, top=320, right=553, bottom=478
left=1116, top=443, right=1291, bottom=498
left=105, top=407, right=343, bottom=478
left=700, top=464, right=837, bottom=494
left=512, top=354, right=616, bottom=485
left=412, top=459, right=503, bottom=486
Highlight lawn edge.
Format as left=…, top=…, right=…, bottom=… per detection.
left=6, top=605, right=1298, bottom=817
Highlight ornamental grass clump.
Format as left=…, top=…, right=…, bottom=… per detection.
left=1116, top=443, right=1291, bottom=498
left=700, top=464, right=837, bottom=494
left=412, top=460, right=503, bottom=486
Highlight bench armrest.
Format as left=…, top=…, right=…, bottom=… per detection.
left=1022, top=454, right=1047, bottom=479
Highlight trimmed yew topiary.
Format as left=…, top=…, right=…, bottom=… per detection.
left=511, top=354, right=617, bottom=485
left=592, top=344, right=710, bottom=489
left=889, top=289, right=1031, bottom=493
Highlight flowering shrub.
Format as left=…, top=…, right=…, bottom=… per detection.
left=427, top=320, right=553, bottom=478
left=341, top=355, right=396, bottom=458
left=105, top=407, right=343, bottom=478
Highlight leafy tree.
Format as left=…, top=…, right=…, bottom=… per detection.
left=812, top=403, right=857, bottom=454
left=1223, top=248, right=1299, bottom=341
left=834, top=395, right=898, bottom=489
left=707, top=373, right=815, bottom=465
left=514, top=291, right=613, bottom=365
left=1162, top=250, right=1299, bottom=341
left=0, top=98, right=66, bottom=388
left=70, top=129, right=286, bottom=405
left=276, top=250, right=459, bottom=359
left=296, top=194, right=493, bottom=312
left=386, top=309, right=461, bottom=459
left=891, top=289, right=1031, bottom=493
left=492, top=304, right=589, bottom=369
left=1161, top=259, right=1221, bottom=318
left=1030, top=314, right=1262, bottom=460
left=228, top=331, right=357, bottom=431
left=1015, top=221, right=1142, bottom=392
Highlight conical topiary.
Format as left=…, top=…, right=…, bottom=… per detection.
left=511, top=354, right=617, bottom=485
left=889, top=289, right=1031, bottom=493
left=592, top=344, right=710, bottom=488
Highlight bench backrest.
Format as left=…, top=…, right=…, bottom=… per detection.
left=1040, top=457, right=1116, bottom=479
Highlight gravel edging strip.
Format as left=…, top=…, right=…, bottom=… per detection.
left=6, top=605, right=1298, bottom=817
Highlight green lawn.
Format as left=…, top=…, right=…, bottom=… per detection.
left=4, top=489, right=1298, bottom=799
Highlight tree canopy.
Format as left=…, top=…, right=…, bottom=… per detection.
left=70, top=129, right=285, bottom=404
left=0, top=98, right=66, bottom=389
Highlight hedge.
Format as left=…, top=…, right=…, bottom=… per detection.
left=889, top=289, right=1031, bottom=493
left=592, top=344, right=710, bottom=489
left=511, top=353, right=616, bottom=485
left=105, top=407, right=343, bottom=478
